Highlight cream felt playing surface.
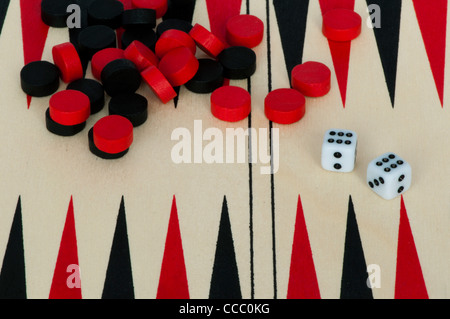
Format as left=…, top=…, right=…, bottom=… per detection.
left=0, top=0, right=450, bottom=299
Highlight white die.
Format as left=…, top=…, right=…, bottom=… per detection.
left=367, top=152, right=411, bottom=200
left=321, top=129, right=357, bottom=172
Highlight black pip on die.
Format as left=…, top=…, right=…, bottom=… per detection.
left=367, top=152, right=411, bottom=200
left=321, top=129, right=357, bottom=172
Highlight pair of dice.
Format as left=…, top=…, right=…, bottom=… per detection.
left=321, top=129, right=411, bottom=200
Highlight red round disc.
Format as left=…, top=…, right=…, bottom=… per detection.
left=322, top=9, right=362, bottom=42
left=132, top=0, right=168, bottom=18
left=52, top=42, right=83, bottom=83
left=225, top=14, right=264, bottom=48
left=291, top=61, right=331, bottom=97
left=49, top=90, right=91, bottom=126
left=264, top=88, right=306, bottom=124
left=93, top=115, right=134, bottom=154
left=141, top=65, right=177, bottom=104
left=124, top=40, right=159, bottom=71
left=189, top=23, right=226, bottom=58
left=91, top=48, right=125, bottom=80
left=211, top=86, right=251, bottom=122
left=155, top=29, right=196, bottom=59
left=158, top=46, right=199, bottom=87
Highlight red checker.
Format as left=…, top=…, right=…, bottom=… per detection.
left=322, top=8, right=362, bottom=42
left=189, top=23, right=226, bottom=58
left=93, top=115, right=134, bottom=154
left=225, top=14, right=264, bottom=48
left=52, top=42, right=83, bottom=83
left=291, top=61, right=331, bottom=97
left=124, top=40, right=159, bottom=71
left=132, top=0, right=168, bottom=18
left=211, top=86, right=251, bottom=122
left=49, top=90, right=91, bottom=126
left=141, top=65, right=177, bottom=104
left=91, top=48, right=125, bottom=80
left=158, top=46, right=199, bottom=87
left=264, top=88, right=306, bottom=124
left=155, top=29, right=197, bottom=59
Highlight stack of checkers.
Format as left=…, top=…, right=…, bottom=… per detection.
left=264, top=7, right=362, bottom=125
left=19, top=0, right=267, bottom=159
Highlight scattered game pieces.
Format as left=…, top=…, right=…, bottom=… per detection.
left=210, top=86, right=251, bottom=122
left=218, top=46, right=257, bottom=79
left=132, top=0, right=169, bottom=19
left=225, top=14, right=264, bottom=48
left=91, top=48, right=126, bottom=80
left=101, top=59, right=142, bottom=97
left=89, top=115, right=134, bottom=159
left=189, top=23, right=226, bottom=58
left=158, top=46, right=199, bottom=87
left=48, top=90, right=91, bottom=126
left=155, top=29, right=197, bottom=59
left=321, top=129, right=358, bottom=173
left=77, top=25, right=117, bottom=60
left=367, top=153, right=411, bottom=200
left=20, top=61, right=60, bottom=97
left=52, top=42, right=84, bottom=84
left=67, top=78, right=105, bottom=115
left=156, top=18, right=193, bottom=38
left=264, top=88, right=306, bottom=124
left=291, top=61, right=331, bottom=97
left=108, top=93, right=148, bottom=127
left=121, top=8, right=157, bottom=30
left=124, top=40, right=159, bottom=71
left=185, top=58, right=224, bottom=94
left=87, top=0, right=124, bottom=30
left=322, top=8, right=362, bottom=42
left=120, top=27, right=158, bottom=50
left=141, top=65, right=178, bottom=104
left=40, top=0, right=73, bottom=28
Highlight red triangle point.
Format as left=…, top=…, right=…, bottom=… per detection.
left=287, top=195, right=321, bottom=299
left=206, top=0, right=242, bottom=45
left=394, top=196, right=428, bottom=299
left=49, top=196, right=82, bottom=299
left=156, top=196, right=190, bottom=299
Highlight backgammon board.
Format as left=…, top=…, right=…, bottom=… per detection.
left=0, top=0, right=447, bottom=302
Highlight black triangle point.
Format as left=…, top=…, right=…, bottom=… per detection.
left=273, top=0, right=310, bottom=82
left=102, top=196, right=135, bottom=299
left=366, top=0, right=402, bottom=107
left=209, top=196, right=242, bottom=299
left=340, top=196, right=373, bottom=299
left=0, top=0, right=10, bottom=36
left=0, top=196, right=27, bottom=299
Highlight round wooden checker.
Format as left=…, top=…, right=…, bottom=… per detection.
left=211, top=86, right=251, bottom=122
left=41, top=0, right=73, bottom=27
left=124, top=40, right=159, bottom=71
left=158, top=46, right=199, bottom=87
left=52, top=42, right=84, bottom=84
left=141, top=65, right=177, bottom=104
left=322, top=8, right=362, bottom=42
left=49, top=90, right=91, bottom=126
left=91, top=48, right=126, bottom=80
left=132, top=0, right=168, bottom=19
left=291, top=61, right=331, bottom=97
left=87, top=0, right=124, bottom=29
left=92, top=115, right=134, bottom=154
left=189, top=23, right=226, bottom=58
left=155, top=29, right=196, bottom=59
left=264, top=88, right=306, bottom=124
left=20, top=61, right=60, bottom=97
left=226, top=14, right=264, bottom=48
left=77, top=25, right=117, bottom=60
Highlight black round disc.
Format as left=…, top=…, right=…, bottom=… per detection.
left=121, top=28, right=157, bottom=50
left=45, top=108, right=86, bottom=136
left=41, top=0, right=74, bottom=28
left=87, top=0, right=124, bottom=29
left=67, top=78, right=105, bottom=114
left=185, top=59, right=224, bottom=94
left=101, top=59, right=141, bottom=97
left=218, top=46, right=257, bottom=79
left=156, top=18, right=193, bottom=37
left=108, top=93, right=148, bottom=127
left=20, top=61, right=60, bottom=97
left=88, top=128, right=129, bottom=159
left=77, top=25, right=117, bottom=60
left=122, top=8, right=156, bottom=30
